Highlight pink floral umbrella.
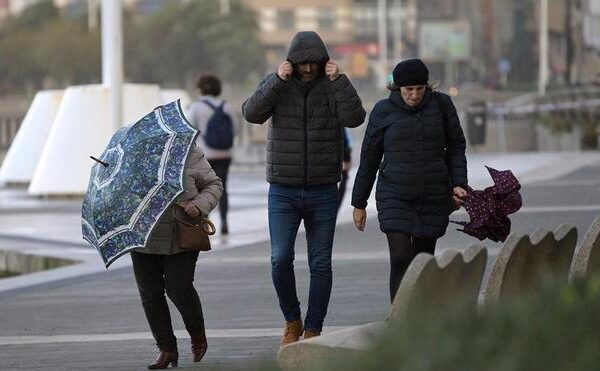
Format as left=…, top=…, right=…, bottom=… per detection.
left=452, top=167, right=522, bottom=242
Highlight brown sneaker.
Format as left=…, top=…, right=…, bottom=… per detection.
left=280, top=319, right=303, bottom=347
left=303, top=329, right=321, bottom=340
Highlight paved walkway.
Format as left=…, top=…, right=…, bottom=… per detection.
left=0, top=151, right=600, bottom=370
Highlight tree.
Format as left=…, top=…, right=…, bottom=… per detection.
left=2, top=0, right=59, bottom=34
left=0, top=29, right=44, bottom=90
left=0, top=0, right=100, bottom=92
left=0, top=0, right=61, bottom=91
left=0, top=0, right=264, bottom=94
left=125, top=0, right=264, bottom=86
left=34, top=20, right=101, bottom=86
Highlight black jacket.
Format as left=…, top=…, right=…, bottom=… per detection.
left=351, top=89, right=467, bottom=238
left=242, top=31, right=366, bottom=186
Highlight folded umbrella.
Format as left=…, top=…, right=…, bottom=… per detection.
left=453, top=166, right=522, bottom=242
left=81, top=100, right=198, bottom=267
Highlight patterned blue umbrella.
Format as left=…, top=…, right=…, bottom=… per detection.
left=82, top=100, right=198, bottom=267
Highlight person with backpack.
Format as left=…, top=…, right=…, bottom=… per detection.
left=351, top=59, right=468, bottom=303
left=242, top=31, right=366, bottom=346
left=187, top=74, right=236, bottom=235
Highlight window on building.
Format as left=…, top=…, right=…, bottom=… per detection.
left=353, top=5, right=377, bottom=38
left=318, top=8, right=336, bottom=30
left=277, top=9, right=295, bottom=30
left=418, top=0, right=457, bottom=20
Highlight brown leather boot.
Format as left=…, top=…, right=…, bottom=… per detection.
left=190, top=331, right=208, bottom=363
left=280, top=319, right=303, bottom=347
left=303, top=329, right=321, bottom=340
left=147, top=350, right=178, bottom=369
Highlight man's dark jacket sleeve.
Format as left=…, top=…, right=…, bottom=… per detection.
left=329, top=75, right=366, bottom=128
left=241, top=73, right=287, bottom=124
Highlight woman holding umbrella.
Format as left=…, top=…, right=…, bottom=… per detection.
left=351, top=59, right=468, bottom=303
left=131, top=145, right=223, bottom=369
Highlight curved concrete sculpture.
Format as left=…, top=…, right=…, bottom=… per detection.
left=277, top=322, right=385, bottom=371
left=0, top=90, right=64, bottom=185
left=570, top=216, right=600, bottom=280
left=278, top=245, right=488, bottom=371
left=483, top=224, right=577, bottom=305
left=28, top=84, right=162, bottom=196
left=388, top=245, right=488, bottom=321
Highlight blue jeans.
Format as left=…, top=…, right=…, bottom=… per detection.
left=268, top=183, right=338, bottom=332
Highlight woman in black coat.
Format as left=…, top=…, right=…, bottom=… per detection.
left=351, top=59, right=468, bottom=302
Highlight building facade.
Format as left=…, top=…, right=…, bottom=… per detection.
left=243, top=0, right=417, bottom=87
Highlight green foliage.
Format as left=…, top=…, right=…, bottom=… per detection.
left=33, top=20, right=101, bottom=85
left=538, top=113, right=572, bottom=133
left=537, top=112, right=599, bottom=149
left=0, top=29, right=44, bottom=86
left=0, top=0, right=263, bottom=94
left=0, top=1, right=98, bottom=92
left=125, top=0, right=264, bottom=86
left=317, top=277, right=600, bottom=371
left=581, top=119, right=599, bottom=149
left=2, top=0, right=59, bottom=33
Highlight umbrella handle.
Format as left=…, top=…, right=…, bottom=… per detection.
left=90, top=156, right=108, bottom=167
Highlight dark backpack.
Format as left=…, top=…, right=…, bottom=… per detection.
left=201, top=99, right=234, bottom=150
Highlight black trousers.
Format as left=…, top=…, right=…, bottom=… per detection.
left=131, top=251, right=204, bottom=352
left=208, top=158, right=231, bottom=224
left=385, top=232, right=437, bottom=303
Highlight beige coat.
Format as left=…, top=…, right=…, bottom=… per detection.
left=136, top=146, right=223, bottom=255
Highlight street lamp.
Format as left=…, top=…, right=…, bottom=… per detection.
left=378, top=0, right=389, bottom=88
left=220, top=0, right=230, bottom=15
left=539, top=0, right=548, bottom=95
left=101, top=0, right=123, bottom=132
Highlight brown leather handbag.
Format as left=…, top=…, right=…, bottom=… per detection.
left=173, top=204, right=216, bottom=252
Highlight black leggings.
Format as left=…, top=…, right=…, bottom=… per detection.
left=385, top=232, right=437, bottom=303
left=207, top=158, right=231, bottom=223
left=131, top=251, right=204, bottom=352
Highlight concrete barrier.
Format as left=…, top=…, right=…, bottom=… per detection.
left=483, top=224, right=577, bottom=305
left=570, top=216, right=600, bottom=280
left=0, top=90, right=64, bottom=185
left=387, top=245, right=487, bottom=321
left=277, top=322, right=385, bottom=370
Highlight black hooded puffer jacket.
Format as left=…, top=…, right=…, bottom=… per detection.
left=242, top=31, right=366, bottom=186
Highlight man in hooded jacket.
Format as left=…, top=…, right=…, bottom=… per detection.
left=242, top=31, right=366, bottom=346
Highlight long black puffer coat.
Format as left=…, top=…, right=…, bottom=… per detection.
left=351, top=89, right=467, bottom=238
left=242, top=31, right=366, bottom=186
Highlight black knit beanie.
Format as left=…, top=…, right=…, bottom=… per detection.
left=392, top=59, right=429, bottom=87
